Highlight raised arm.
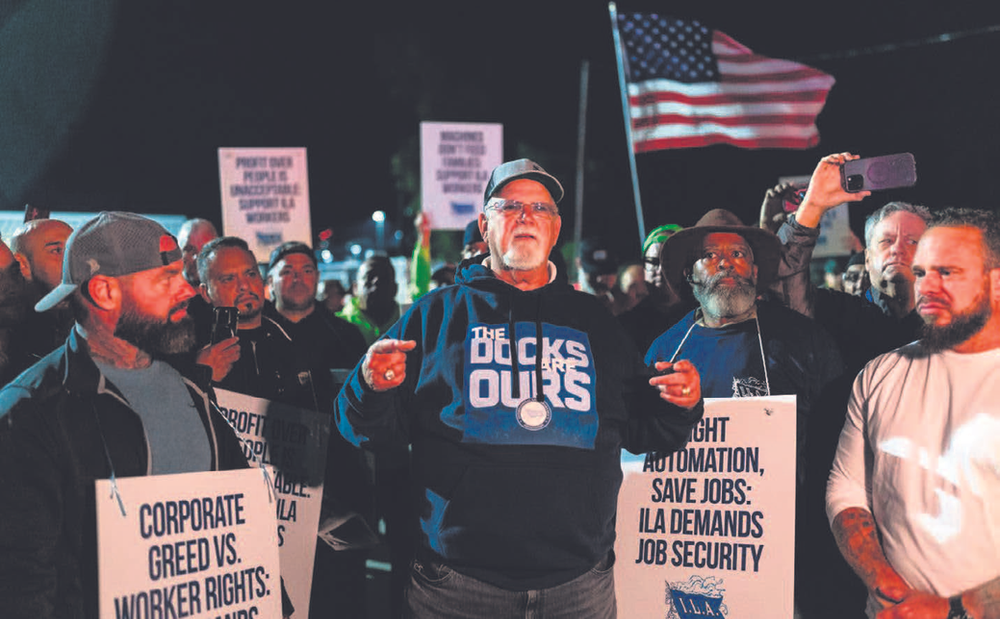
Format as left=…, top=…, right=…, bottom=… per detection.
left=770, top=152, right=870, bottom=317
left=795, top=152, right=870, bottom=228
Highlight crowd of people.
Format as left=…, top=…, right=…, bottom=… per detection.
left=0, top=152, right=998, bottom=619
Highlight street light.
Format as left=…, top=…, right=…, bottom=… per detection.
left=372, top=210, right=386, bottom=250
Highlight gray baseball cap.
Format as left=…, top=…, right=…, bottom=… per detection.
left=483, top=159, right=564, bottom=205
left=36, top=211, right=183, bottom=312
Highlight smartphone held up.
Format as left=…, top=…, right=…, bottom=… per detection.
left=211, top=306, right=239, bottom=343
left=840, top=153, right=917, bottom=193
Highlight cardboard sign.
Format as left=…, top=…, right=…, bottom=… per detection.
left=95, top=468, right=282, bottom=619
left=420, top=121, right=502, bottom=230
left=214, top=389, right=331, bottom=619
left=615, top=396, right=797, bottom=619
left=218, top=147, right=312, bottom=262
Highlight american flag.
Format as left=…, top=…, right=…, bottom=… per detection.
left=616, top=13, right=835, bottom=152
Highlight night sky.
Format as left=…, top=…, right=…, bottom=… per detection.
left=7, top=0, right=1000, bottom=262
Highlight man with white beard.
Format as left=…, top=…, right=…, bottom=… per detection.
left=645, top=209, right=843, bottom=617
left=336, top=159, right=705, bottom=618
left=827, top=207, right=1000, bottom=619
left=646, top=209, right=841, bottom=410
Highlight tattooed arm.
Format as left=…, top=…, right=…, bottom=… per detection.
left=830, top=507, right=912, bottom=609
left=826, top=365, right=915, bottom=613
left=832, top=508, right=1000, bottom=618
left=875, top=578, right=1000, bottom=619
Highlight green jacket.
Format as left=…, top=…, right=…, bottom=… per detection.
left=337, top=295, right=401, bottom=346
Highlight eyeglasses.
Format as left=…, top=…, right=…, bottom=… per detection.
left=486, top=200, right=559, bottom=219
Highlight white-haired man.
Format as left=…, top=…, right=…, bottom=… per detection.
left=336, top=159, right=704, bottom=618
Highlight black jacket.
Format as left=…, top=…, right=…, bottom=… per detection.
left=0, top=327, right=249, bottom=619
left=210, top=314, right=317, bottom=411
left=774, top=216, right=922, bottom=375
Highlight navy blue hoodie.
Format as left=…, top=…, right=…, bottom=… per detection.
left=336, top=257, right=702, bottom=590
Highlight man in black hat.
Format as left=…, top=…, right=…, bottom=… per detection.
left=0, top=212, right=262, bottom=619
left=462, top=218, right=488, bottom=260
left=336, top=158, right=704, bottom=618
left=577, top=237, right=623, bottom=315
left=647, top=208, right=841, bottom=408
left=644, top=208, right=843, bottom=618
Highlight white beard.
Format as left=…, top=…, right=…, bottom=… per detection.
left=500, top=244, right=546, bottom=271
left=692, top=277, right=757, bottom=320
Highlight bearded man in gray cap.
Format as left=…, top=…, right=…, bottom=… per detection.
left=337, top=159, right=705, bottom=618
left=0, top=212, right=276, bottom=619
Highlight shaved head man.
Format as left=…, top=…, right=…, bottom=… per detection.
left=177, top=218, right=219, bottom=286
left=10, top=219, right=72, bottom=298
left=6, top=220, right=75, bottom=374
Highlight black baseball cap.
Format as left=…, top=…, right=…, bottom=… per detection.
left=463, top=219, right=484, bottom=247
left=267, top=241, right=317, bottom=273
left=579, top=238, right=618, bottom=275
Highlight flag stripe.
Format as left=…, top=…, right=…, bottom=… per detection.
left=718, top=65, right=831, bottom=83
left=632, top=100, right=827, bottom=121
left=636, top=135, right=820, bottom=151
left=635, top=132, right=820, bottom=152
left=634, top=122, right=820, bottom=141
left=628, top=82, right=828, bottom=105
left=633, top=113, right=821, bottom=128
left=616, top=14, right=834, bottom=152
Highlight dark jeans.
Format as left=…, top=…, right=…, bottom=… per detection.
left=403, top=554, right=616, bottom=619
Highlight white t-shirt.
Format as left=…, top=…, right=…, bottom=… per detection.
left=827, top=342, right=1000, bottom=616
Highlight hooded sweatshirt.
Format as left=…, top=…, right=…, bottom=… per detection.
left=337, top=257, right=702, bottom=590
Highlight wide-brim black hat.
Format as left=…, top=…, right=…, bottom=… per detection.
left=661, top=208, right=782, bottom=294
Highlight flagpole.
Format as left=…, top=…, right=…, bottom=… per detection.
left=573, top=59, right=589, bottom=282
left=608, top=1, right=647, bottom=247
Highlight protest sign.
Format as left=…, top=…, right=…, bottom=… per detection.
left=615, top=396, right=796, bottom=618
left=218, top=147, right=312, bottom=262
left=214, top=389, right=331, bottom=619
left=96, top=468, right=282, bottom=619
left=420, top=121, right=502, bottom=230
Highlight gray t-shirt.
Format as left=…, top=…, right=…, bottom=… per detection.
left=95, top=359, right=211, bottom=474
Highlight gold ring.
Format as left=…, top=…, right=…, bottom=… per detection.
left=383, top=369, right=395, bottom=381
left=681, top=386, right=691, bottom=396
